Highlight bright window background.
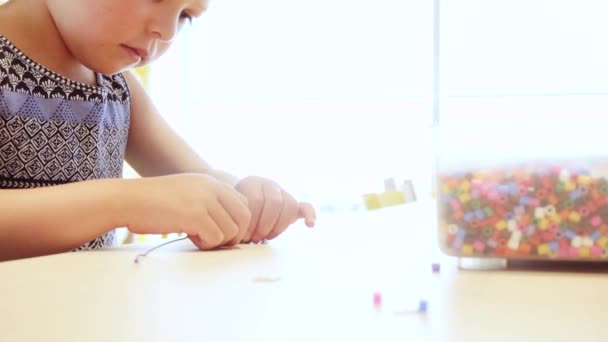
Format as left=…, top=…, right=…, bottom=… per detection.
left=440, top=0, right=608, bottom=125
left=149, top=0, right=434, bottom=209
left=147, top=0, right=608, bottom=212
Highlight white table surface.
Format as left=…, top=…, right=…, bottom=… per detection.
left=1, top=201, right=607, bottom=342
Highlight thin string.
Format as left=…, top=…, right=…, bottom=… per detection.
left=134, top=236, right=189, bottom=263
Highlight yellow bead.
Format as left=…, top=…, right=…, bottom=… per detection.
left=363, top=193, right=382, bottom=210
left=459, top=181, right=471, bottom=192
left=537, top=244, right=550, bottom=256
left=550, top=215, right=561, bottom=224
left=579, top=247, right=590, bottom=257
left=569, top=211, right=581, bottom=223
left=458, top=193, right=472, bottom=203
left=161, top=234, right=168, bottom=239
left=462, top=244, right=474, bottom=255
left=538, top=218, right=549, bottom=230
left=565, top=181, right=576, bottom=192
left=379, top=191, right=406, bottom=207
left=577, top=175, right=592, bottom=185
left=136, top=234, right=147, bottom=242
left=441, top=184, right=451, bottom=194
left=598, top=236, right=608, bottom=248
left=495, top=220, right=507, bottom=230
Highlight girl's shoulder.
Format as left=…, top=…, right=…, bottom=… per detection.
left=0, top=34, right=130, bottom=105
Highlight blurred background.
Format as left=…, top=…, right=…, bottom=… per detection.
left=139, top=0, right=607, bottom=214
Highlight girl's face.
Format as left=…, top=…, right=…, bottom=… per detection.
left=45, top=0, right=207, bottom=74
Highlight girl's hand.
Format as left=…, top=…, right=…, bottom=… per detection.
left=124, top=174, right=251, bottom=250
left=234, top=176, right=316, bottom=244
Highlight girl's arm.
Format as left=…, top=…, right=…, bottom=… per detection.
left=122, top=72, right=239, bottom=185
left=0, top=178, right=128, bottom=261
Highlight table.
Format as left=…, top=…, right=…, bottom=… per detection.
left=1, top=201, right=607, bottom=342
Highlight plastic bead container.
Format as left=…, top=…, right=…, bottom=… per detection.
left=436, top=124, right=608, bottom=261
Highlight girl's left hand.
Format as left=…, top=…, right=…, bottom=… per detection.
left=232, top=176, right=316, bottom=244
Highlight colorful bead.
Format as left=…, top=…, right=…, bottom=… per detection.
left=418, top=300, right=428, bottom=313
left=439, top=166, right=608, bottom=260
left=473, top=240, right=485, bottom=252
left=373, top=292, right=382, bottom=310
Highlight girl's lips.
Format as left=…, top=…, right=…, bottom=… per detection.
left=121, top=45, right=149, bottom=61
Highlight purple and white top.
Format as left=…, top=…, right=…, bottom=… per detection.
left=0, top=34, right=131, bottom=250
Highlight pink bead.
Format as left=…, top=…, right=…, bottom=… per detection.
left=569, top=247, right=580, bottom=257
left=480, top=184, right=489, bottom=195
left=373, top=292, right=382, bottom=308
left=450, top=199, right=461, bottom=211
left=473, top=240, right=485, bottom=252
left=591, top=215, right=603, bottom=227
left=557, top=248, right=570, bottom=258
left=549, top=224, right=559, bottom=233
left=548, top=165, right=561, bottom=175
left=471, top=179, right=482, bottom=188
left=487, top=191, right=499, bottom=202
left=432, top=263, right=441, bottom=273
left=529, top=198, right=540, bottom=207
left=591, top=245, right=603, bottom=257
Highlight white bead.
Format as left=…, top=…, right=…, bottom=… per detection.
left=571, top=236, right=583, bottom=248
left=510, top=230, right=523, bottom=241
left=507, top=238, right=520, bottom=250
left=534, top=207, right=546, bottom=219
left=507, top=219, right=518, bottom=232
left=507, top=231, right=522, bottom=250
left=447, top=224, right=458, bottom=235
left=559, top=170, right=570, bottom=182
left=544, top=205, right=556, bottom=217
left=583, top=237, right=594, bottom=247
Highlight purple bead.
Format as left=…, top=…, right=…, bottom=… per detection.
left=565, top=230, right=576, bottom=240
left=418, top=300, right=428, bottom=313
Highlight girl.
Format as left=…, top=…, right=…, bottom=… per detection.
left=0, top=0, right=316, bottom=261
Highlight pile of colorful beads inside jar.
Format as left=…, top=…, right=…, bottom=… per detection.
left=438, top=165, right=608, bottom=259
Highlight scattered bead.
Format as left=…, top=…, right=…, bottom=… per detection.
left=373, top=292, right=382, bottom=310
left=418, top=300, right=428, bottom=313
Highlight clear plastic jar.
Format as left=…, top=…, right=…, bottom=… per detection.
left=435, top=123, right=608, bottom=260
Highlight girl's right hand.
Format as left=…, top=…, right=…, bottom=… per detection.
left=122, top=173, right=251, bottom=250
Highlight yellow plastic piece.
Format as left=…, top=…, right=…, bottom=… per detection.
left=462, top=244, right=474, bottom=255
left=132, top=65, right=151, bottom=89
left=441, top=184, right=451, bottom=194
left=379, top=191, right=406, bottom=207
left=161, top=234, right=168, bottom=239
left=564, top=181, right=576, bottom=192
left=136, top=234, right=147, bottom=242
left=363, top=193, right=382, bottom=210
left=577, top=175, right=592, bottom=185
left=458, top=192, right=471, bottom=203
left=568, top=212, right=581, bottom=223
left=537, top=244, right=550, bottom=256
left=459, top=181, right=471, bottom=192
left=495, top=220, right=507, bottom=230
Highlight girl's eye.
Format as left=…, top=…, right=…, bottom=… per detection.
left=179, top=12, right=193, bottom=24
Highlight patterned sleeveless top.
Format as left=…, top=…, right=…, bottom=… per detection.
left=0, top=34, right=130, bottom=250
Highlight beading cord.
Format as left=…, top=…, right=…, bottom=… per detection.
left=133, top=237, right=189, bottom=263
